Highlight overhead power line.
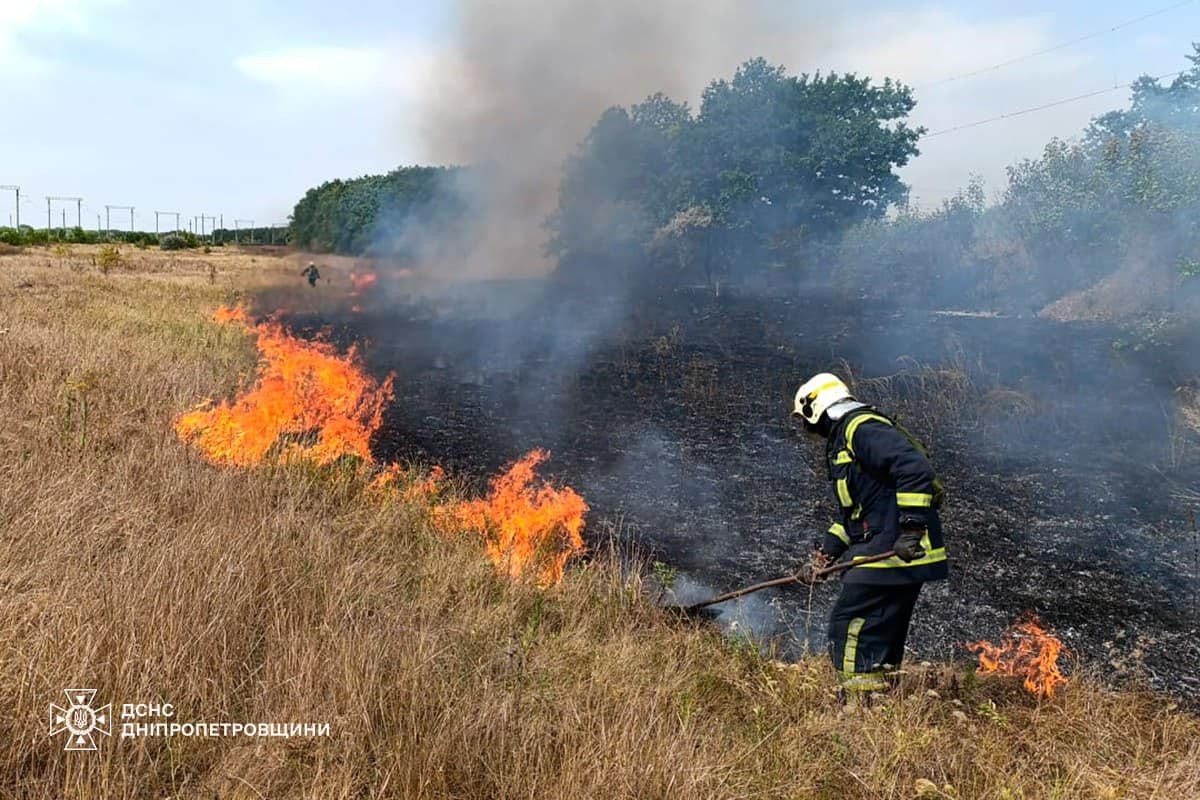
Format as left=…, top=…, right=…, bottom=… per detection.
left=924, top=69, right=1186, bottom=138
left=921, top=0, right=1196, bottom=89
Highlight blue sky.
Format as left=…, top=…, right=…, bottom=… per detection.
left=1, top=0, right=1198, bottom=231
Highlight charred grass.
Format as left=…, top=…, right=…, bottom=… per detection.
left=1, top=253, right=1199, bottom=798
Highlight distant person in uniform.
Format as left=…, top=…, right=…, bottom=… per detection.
left=301, top=262, right=320, bottom=287
left=792, top=373, right=949, bottom=703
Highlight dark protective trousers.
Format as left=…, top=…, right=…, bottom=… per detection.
left=827, top=582, right=922, bottom=691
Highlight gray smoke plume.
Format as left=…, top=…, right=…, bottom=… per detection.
left=417, top=0, right=834, bottom=278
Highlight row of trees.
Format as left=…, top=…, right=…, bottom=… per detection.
left=835, top=45, right=1200, bottom=311
left=288, top=166, right=462, bottom=255
left=285, top=47, right=1200, bottom=313
left=0, top=226, right=288, bottom=249
left=284, top=59, right=921, bottom=274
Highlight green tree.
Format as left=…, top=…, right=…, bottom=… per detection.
left=549, top=106, right=681, bottom=268
left=289, top=166, right=461, bottom=256
left=549, top=57, right=923, bottom=284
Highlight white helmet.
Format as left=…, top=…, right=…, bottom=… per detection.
left=792, top=373, right=852, bottom=425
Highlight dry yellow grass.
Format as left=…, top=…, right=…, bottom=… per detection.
left=1, top=246, right=1198, bottom=799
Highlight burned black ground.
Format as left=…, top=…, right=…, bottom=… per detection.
left=282, top=277, right=1200, bottom=702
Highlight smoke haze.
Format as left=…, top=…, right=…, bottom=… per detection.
left=417, top=0, right=834, bottom=277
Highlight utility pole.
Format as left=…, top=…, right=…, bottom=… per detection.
left=196, top=214, right=216, bottom=240
left=154, top=211, right=181, bottom=234
left=0, top=185, right=18, bottom=228
left=234, top=219, right=254, bottom=244
left=47, top=196, right=83, bottom=232
left=105, top=205, right=135, bottom=232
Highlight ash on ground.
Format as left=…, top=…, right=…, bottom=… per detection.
left=284, top=277, right=1200, bottom=703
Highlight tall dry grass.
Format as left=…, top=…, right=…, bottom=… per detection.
left=1, top=249, right=1198, bottom=799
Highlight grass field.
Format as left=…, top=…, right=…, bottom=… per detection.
left=1, top=246, right=1198, bottom=799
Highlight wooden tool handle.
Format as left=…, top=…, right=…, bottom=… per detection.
left=680, top=550, right=898, bottom=612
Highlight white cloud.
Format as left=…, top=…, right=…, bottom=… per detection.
left=235, top=46, right=387, bottom=91
left=0, top=0, right=117, bottom=75
left=0, top=0, right=89, bottom=28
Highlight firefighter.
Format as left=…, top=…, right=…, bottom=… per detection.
left=792, top=373, right=948, bottom=699
left=301, top=262, right=320, bottom=287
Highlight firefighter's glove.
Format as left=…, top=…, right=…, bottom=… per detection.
left=894, top=520, right=927, bottom=563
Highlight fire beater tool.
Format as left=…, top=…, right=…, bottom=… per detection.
left=672, top=550, right=899, bottom=614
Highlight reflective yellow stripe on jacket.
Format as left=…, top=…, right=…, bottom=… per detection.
left=896, top=492, right=933, bottom=508
left=851, top=531, right=947, bottom=569
left=843, top=413, right=893, bottom=457
left=836, top=478, right=852, bottom=508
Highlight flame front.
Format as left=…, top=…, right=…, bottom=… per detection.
left=175, top=304, right=394, bottom=466
left=212, top=303, right=251, bottom=325
left=967, top=615, right=1068, bottom=698
left=455, top=449, right=587, bottom=586
left=182, top=306, right=586, bottom=586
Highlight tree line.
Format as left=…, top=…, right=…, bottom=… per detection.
left=835, top=45, right=1200, bottom=311
left=288, top=166, right=463, bottom=256
left=285, top=48, right=1200, bottom=311
left=0, top=226, right=289, bottom=249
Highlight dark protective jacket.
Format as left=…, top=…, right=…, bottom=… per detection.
left=818, top=408, right=949, bottom=585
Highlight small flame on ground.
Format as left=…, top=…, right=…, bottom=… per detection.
left=409, top=465, right=447, bottom=500
left=175, top=304, right=394, bottom=467
left=455, top=449, right=587, bottom=586
left=967, top=614, right=1068, bottom=699
left=212, top=302, right=252, bottom=325
left=371, top=463, right=448, bottom=501
left=349, top=272, right=378, bottom=294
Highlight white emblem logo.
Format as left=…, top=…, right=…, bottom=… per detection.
left=49, top=689, right=111, bottom=751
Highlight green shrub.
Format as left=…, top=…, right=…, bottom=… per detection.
left=66, top=227, right=99, bottom=245
left=96, top=244, right=122, bottom=272
left=160, top=234, right=188, bottom=251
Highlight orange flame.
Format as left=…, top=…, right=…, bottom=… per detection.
left=371, top=463, right=448, bottom=501
left=183, top=306, right=587, bottom=586
left=212, top=302, right=251, bottom=326
left=455, top=450, right=587, bottom=586
left=349, top=272, right=377, bottom=294
left=967, top=615, right=1068, bottom=698
left=410, top=465, right=447, bottom=500
left=175, top=304, right=394, bottom=467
